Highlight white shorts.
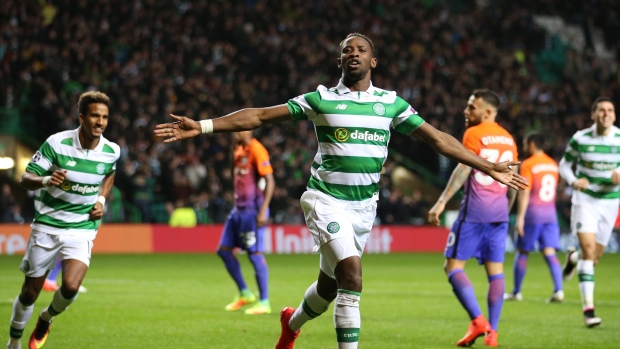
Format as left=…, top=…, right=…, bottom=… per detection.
left=300, top=190, right=377, bottom=279
left=570, top=191, right=619, bottom=246
left=20, top=229, right=94, bottom=277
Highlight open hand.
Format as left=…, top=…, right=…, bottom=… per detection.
left=154, top=114, right=202, bottom=143
left=489, top=161, right=528, bottom=190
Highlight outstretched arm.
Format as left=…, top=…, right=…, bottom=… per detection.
left=427, top=163, right=472, bottom=226
left=154, top=105, right=292, bottom=143
left=410, top=122, right=527, bottom=190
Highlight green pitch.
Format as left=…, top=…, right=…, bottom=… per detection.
left=1, top=253, right=619, bottom=348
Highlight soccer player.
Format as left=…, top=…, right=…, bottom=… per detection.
left=154, top=33, right=527, bottom=349
left=6, top=91, right=119, bottom=349
left=427, top=89, right=519, bottom=347
left=504, top=131, right=563, bottom=303
left=559, top=96, right=620, bottom=328
left=218, top=130, right=275, bottom=315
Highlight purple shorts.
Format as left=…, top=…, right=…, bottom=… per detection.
left=516, top=222, right=560, bottom=252
left=218, top=207, right=267, bottom=253
left=444, top=221, right=508, bottom=264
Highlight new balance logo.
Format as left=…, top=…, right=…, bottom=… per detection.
left=335, top=104, right=348, bottom=110
left=66, top=160, right=76, bottom=167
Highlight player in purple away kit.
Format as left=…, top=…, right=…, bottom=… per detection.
left=217, top=130, right=275, bottom=315
left=428, top=90, right=519, bottom=347
left=504, top=131, right=563, bottom=303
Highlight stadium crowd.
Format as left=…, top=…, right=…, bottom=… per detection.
left=0, top=0, right=618, bottom=225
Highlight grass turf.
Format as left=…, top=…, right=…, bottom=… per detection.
left=1, top=252, right=619, bottom=348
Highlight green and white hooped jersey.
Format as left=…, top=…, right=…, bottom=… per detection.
left=25, top=127, right=120, bottom=235
left=563, top=124, right=620, bottom=199
left=287, top=80, right=424, bottom=205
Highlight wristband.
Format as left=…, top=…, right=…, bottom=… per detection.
left=97, top=196, right=106, bottom=206
left=199, top=119, right=214, bottom=134
left=42, top=176, right=52, bottom=187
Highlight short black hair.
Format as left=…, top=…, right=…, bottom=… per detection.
left=78, top=91, right=110, bottom=115
left=472, top=89, right=501, bottom=110
left=340, top=32, right=375, bottom=56
left=591, top=96, right=614, bottom=113
left=524, top=131, right=545, bottom=150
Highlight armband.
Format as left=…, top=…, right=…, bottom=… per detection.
left=199, top=119, right=214, bottom=134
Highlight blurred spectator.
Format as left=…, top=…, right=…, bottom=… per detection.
left=406, top=190, right=429, bottom=226
left=185, top=156, right=207, bottom=191
left=103, top=186, right=125, bottom=223
left=132, top=166, right=155, bottom=223
left=378, top=189, right=410, bottom=225
left=169, top=199, right=197, bottom=228
left=0, top=183, right=21, bottom=223
left=193, top=191, right=213, bottom=224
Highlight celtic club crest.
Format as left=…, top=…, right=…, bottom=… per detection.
left=372, top=103, right=386, bottom=115
left=327, top=222, right=340, bottom=234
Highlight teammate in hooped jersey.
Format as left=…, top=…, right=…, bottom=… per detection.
left=428, top=89, right=519, bottom=347
left=559, top=96, right=620, bottom=328
left=504, top=131, right=564, bottom=303
left=155, top=34, right=527, bottom=349
left=7, top=91, right=120, bottom=349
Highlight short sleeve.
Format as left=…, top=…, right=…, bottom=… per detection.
left=25, top=140, right=56, bottom=175
left=462, top=128, right=480, bottom=155
left=563, top=136, right=579, bottom=161
left=519, top=159, right=533, bottom=190
left=391, top=97, right=424, bottom=135
left=251, top=140, right=273, bottom=176
left=287, top=91, right=322, bottom=121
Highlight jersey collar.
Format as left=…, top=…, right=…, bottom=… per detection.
left=334, top=79, right=377, bottom=95
left=73, top=127, right=104, bottom=151
left=590, top=124, right=616, bottom=138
